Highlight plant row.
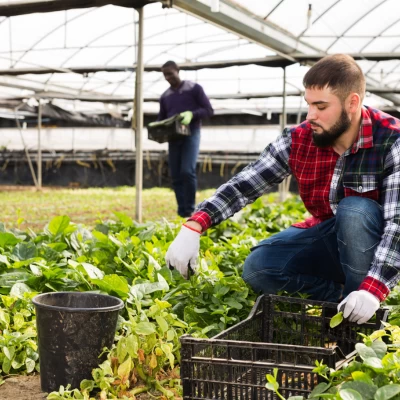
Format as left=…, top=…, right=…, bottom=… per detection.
left=0, top=195, right=308, bottom=398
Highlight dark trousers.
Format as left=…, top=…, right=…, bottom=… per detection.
left=242, top=197, right=384, bottom=302
left=168, top=128, right=200, bottom=217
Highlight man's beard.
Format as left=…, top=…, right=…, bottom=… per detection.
left=310, top=108, right=351, bottom=148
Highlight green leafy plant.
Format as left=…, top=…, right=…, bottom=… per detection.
left=0, top=291, right=39, bottom=377
left=9, top=195, right=400, bottom=400
left=266, top=368, right=289, bottom=400
left=266, top=323, right=400, bottom=400
left=329, top=311, right=344, bottom=328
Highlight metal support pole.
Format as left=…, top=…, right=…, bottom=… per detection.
left=37, top=99, right=42, bottom=189
left=134, top=7, right=144, bottom=223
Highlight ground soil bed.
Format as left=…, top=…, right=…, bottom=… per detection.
left=0, top=375, right=46, bottom=400
left=0, top=375, right=159, bottom=399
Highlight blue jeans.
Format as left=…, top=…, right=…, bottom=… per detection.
left=168, top=128, right=200, bottom=217
left=242, top=197, right=384, bottom=302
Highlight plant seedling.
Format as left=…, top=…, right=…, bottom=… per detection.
left=330, top=311, right=344, bottom=328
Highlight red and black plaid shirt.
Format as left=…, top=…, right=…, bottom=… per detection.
left=189, top=106, right=400, bottom=301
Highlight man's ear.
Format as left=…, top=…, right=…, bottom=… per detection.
left=347, top=92, right=361, bottom=113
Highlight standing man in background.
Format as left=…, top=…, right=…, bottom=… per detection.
left=158, top=60, right=214, bottom=218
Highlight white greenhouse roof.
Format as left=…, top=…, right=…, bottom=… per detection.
left=0, top=0, right=399, bottom=115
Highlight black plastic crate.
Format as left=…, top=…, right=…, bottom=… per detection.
left=147, top=114, right=190, bottom=143
left=180, top=294, right=389, bottom=400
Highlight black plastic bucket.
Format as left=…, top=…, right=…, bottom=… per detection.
left=32, top=292, right=124, bottom=393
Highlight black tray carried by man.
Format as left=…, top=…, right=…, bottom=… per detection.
left=147, top=114, right=191, bottom=144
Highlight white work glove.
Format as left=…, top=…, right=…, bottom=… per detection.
left=165, top=225, right=200, bottom=279
left=338, top=290, right=380, bottom=324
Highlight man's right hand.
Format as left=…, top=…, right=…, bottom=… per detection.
left=165, top=224, right=201, bottom=278
left=179, top=111, right=193, bottom=125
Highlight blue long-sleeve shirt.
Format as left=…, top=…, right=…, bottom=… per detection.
left=158, top=80, right=214, bottom=130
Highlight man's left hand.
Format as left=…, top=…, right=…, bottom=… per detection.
left=180, top=111, right=193, bottom=125
left=338, top=290, right=380, bottom=324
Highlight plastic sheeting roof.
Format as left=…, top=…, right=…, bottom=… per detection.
left=0, top=0, right=156, bottom=16
left=0, top=0, right=399, bottom=116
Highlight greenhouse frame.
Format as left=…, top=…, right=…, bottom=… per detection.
left=0, top=0, right=399, bottom=219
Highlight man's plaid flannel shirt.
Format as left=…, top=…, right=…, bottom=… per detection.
left=189, top=106, right=400, bottom=302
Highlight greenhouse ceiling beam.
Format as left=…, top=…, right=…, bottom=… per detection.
left=1, top=53, right=400, bottom=76
left=0, top=57, right=292, bottom=75
left=26, top=90, right=303, bottom=102
left=172, top=0, right=320, bottom=59
left=0, top=0, right=160, bottom=16
left=0, top=75, right=114, bottom=100
left=5, top=88, right=400, bottom=103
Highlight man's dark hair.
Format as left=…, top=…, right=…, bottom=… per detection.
left=303, top=54, right=366, bottom=103
left=161, top=60, right=179, bottom=71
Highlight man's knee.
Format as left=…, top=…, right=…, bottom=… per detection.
left=242, top=249, right=287, bottom=294
left=335, top=196, right=383, bottom=259
left=336, top=196, right=383, bottom=228
left=180, top=169, right=196, bottom=181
